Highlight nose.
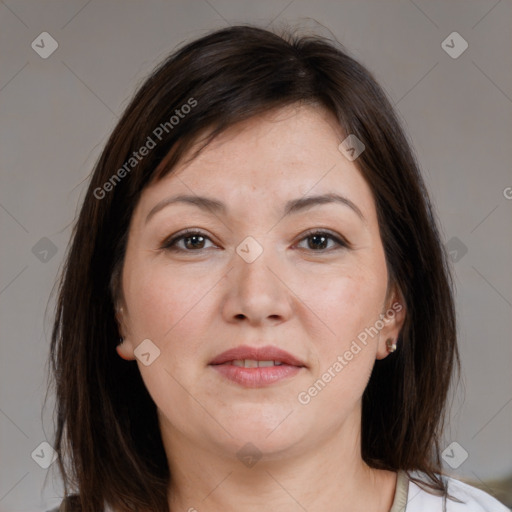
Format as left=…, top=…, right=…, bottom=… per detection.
left=221, top=241, right=294, bottom=326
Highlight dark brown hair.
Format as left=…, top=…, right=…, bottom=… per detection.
left=48, top=23, right=461, bottom=512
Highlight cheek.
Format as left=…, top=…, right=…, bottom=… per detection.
left=295, top=258, right=387, bottom=407
left=123, top=258, right=219, bottom=364
left=123, top=263, right=217, bottom=423
left=296, top=269, right=385, bottom=415
left=125, top=259, right=196, bottom=333
left=299, top=259, right=387, bottom=349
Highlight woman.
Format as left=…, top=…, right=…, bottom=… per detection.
left=48, top=24, right=510, bottom=512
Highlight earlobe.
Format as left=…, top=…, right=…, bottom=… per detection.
left=375, top=290, right=406, bottom=360
left=116, top=342, right=134, bottom=361
left=385, top=338, right=397, bottom=353
left=376, top=337, right=399, bottom=360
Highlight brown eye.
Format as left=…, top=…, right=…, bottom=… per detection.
left=296, top=230, right=348, bottom=252
left=181, top=234, right=207, bottom=250
left=161, top=230, right=215, bottom=252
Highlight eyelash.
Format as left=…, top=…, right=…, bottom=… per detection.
left=160, top=228, right=349, bottom=253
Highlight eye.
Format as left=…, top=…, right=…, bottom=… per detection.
left=161, top=229, right=217, bottom=252
left=295, top=230, right=348, bottom=252
left=161, top=228, right=349, bottom=254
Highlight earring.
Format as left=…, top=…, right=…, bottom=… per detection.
left=386, top=338, right=397, bottom=353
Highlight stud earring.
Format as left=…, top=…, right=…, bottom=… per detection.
left=386, top=338, right=397, bottom=353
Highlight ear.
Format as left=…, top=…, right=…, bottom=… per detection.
left=375, top=286, right=406, bottom=360
left=115, top=304, right=136, bottom=361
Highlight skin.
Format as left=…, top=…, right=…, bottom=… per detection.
left=116, top=103, right=406, bottom=512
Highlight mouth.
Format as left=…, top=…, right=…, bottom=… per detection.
left=209, top=345, right=306, bottom=388
left=217, top=359, right=288, bottom=367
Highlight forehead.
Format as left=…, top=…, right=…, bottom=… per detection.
left=139, top=104, right=376, bottom=219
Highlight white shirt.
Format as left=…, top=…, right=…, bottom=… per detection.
left=390, top=470, right=511, bottom=511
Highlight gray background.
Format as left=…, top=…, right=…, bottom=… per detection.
left=1, top=1, right=511, bottom=511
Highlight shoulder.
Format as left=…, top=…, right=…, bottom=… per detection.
left=406, top=472, right=511, bottom=511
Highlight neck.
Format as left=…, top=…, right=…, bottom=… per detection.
left=160, top=412, right=397, bottom=512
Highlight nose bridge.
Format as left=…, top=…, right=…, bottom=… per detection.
left=234, top=233, right=280, bottom=296
left=224, top=234, right=291, bottom=323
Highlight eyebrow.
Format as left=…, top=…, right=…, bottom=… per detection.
left=145, top=192, right=365, bottom=224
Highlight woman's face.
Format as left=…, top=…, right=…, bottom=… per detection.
left=117, top=104, right=405, bottom=460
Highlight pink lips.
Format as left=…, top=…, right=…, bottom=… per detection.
left=209, top=345, right=306, bottom=388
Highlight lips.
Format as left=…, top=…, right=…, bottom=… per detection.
left=209, top=345, right=306, bottom=388
left=209, top=345, right=306, bottom=368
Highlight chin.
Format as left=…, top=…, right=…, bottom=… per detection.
left=217, top=415, right=307, bottom=456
